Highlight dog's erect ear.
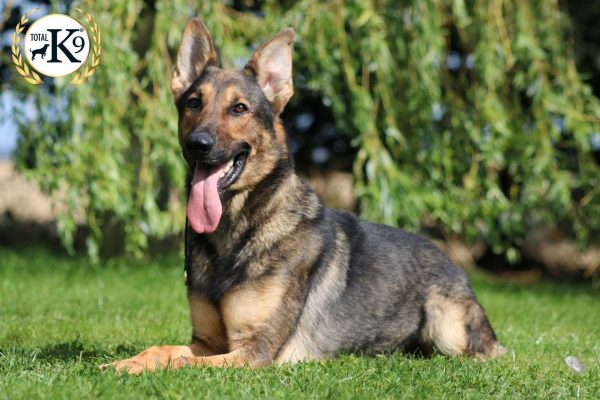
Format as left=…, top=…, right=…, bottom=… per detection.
left=171, top=18, right=217, bottom=99
left=244, top=28, right=295, bottom=115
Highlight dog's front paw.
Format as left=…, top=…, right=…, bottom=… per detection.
left=99, top=345, right=197, bottom=374
left=99, top=357, right=157, bottom=375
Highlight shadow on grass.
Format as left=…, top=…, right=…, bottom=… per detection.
left=38, top=340, right=103, bottom=362
left=0, top=340, right=139, bottom=363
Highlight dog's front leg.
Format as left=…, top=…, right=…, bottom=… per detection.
left=169, top=349, right=257, bottom=369
left=99, top=338, right=227, bottom=374
left=100, top=346, right=261, bottom=374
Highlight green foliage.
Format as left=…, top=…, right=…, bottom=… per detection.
left=12, top=0, right=600, bottom=260
left=1, top=246, right=600, bottom=398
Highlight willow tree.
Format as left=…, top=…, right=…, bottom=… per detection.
left=12, top=0, right=600, bottom=261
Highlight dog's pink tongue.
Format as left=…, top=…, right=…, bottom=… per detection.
left=187, top=162, right=224, bottom=234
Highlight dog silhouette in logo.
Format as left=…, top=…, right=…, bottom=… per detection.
left=30, top=44, right=50, bottom=61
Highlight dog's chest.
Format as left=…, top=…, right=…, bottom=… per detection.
left=189, top=275, right=286, bottom=351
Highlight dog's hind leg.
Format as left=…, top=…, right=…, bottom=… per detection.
left=421, top=286, right=506, bottom=359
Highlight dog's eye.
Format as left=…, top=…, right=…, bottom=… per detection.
left=185, top=98, right=201, bottom=110
left=231, top=103, right=248, bottom=114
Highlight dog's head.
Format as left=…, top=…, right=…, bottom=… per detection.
left=172, top=18, right=295, bottom=234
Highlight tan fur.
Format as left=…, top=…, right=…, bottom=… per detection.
left=99, top=345, right=195, bottom=374
left=200, top=83, right=214, bottom=105
left=224, top=191, right=250, bottom=228
left=188, top=294, right=228, bottom=353
left=220, top=275, right=287, bottom=350
left=275, top=339, right=319, bottom=363
left=479, top=341, right=508, bottom=360
left=171, top=75, right=188, bottom=99
left=233, top=143, right=279, bottom=192
left=274, top=120, right=288, bottom=147
left=173, top=349, right=249, bottom=368
left=100, top=346, right=250, bottom=374
left=422, top=287, right=468, bottom=356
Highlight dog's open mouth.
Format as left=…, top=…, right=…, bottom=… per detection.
left=186, top=151, right=248, bottom=235
left=216, top=151, right=248, bottom=191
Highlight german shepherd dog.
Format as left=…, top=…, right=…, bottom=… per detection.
left=102, top=18, right=505, bottom=374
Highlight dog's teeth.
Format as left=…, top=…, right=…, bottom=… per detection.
left=224, top=159, right=234, bottom=174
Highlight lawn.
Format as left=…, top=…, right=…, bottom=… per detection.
left=1, top=245, right=599, bottom=399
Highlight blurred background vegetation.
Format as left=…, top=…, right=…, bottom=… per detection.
left=1, top=0, right=599, bottom=278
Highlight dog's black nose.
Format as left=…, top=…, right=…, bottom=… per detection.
left=186, top=131, right=214, bottom=153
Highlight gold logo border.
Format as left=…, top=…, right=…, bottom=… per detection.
left=70, top=8, right=102, bottom=85
left=11, top=8, right=43, bottom=84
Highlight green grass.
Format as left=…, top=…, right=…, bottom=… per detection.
left=1, top=246, right=599, bottom=399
